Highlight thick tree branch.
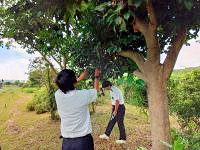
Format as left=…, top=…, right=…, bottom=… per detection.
left=147, top=0, right=157, bottom=29
left=145, top=32, right=160, bottom=65
left=163, top=27, right=187, bottom=80
left=144, top=0, right=160, bottom=65
left=119, top=50, right=145, bottom=72
left=133, top=1, right=160, bottom=65
left=133, top=17, right=148, bottom=35
left=133, top=69, right=147, bottom=82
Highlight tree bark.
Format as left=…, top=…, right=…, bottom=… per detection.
left=63, top=54, right=68, bottom=69
left=121, top=2, right=186, bottom=149
left=147, top=75, right=171, bottom=150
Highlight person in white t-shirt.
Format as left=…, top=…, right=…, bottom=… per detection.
left=55, top=68, right=101, bottom=150
left=99, top=80, right=126, bottom=144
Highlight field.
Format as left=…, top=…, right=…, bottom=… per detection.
left=0, top=86, right=179, bottom=150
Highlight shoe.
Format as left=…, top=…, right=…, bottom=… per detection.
left=116, top=140, right=126, bottom=144
left=99, top=134, right=109, bottom=140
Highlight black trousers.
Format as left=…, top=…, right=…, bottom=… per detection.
left=105, top=104, right=126, bottom=140
left=62, top=134, right=94, bottom=150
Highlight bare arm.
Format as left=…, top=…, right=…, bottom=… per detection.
left=94, top=68, right=101, bottom=91
left=77, top=70, right=88, bottom=82
left=113, top=100, right=119, bottom=116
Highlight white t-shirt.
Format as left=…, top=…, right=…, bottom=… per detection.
left=55, top=89, right=97, bottom=138
left=110, top=86, right=124, bottom=105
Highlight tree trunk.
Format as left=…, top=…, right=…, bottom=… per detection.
left=147, top=77, right=171, bottom=150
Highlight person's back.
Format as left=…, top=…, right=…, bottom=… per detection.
left=55, top=68, right=101, bottom=150
left=55, top=89, right=97, bottom=138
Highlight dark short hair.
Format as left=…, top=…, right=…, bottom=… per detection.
left=55, top=69, right=77, bottom=94
left=102, top=80, right=112, bottom=88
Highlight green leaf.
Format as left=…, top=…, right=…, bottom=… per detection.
left=184, top=0, right=193, bottom=10
left=95, top=2, right=111, bottom=11
left=127, top=76, right=134, bottom=85
left=115, top=3, right=123, bottom=13
left=124, top=11, right=131, bottom=20
left=128, top=0, right=144, bottom=8
left=173, top=139, right=185, bottom=150
left=120, top=19, right=126, bottom=31
left=113, top=26, right=116, bottom=32
left=136, top=147, right=147, bottom=150
left=128, top=0, right=135, bottom=5
left=134, top=0, right=144, bottom=8
left=106, top=13, right=116, bottom=25
left=115, top=17, right=123, bottom=25
left=107, top=46, right=118, bottom=53
left=103, top=9, right=113, bottom=19
left=37, top=11, right=42, bottom=17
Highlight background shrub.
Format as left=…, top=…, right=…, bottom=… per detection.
left=116, top=74, right=147, bottom=107
left=168, top=70, right=200, bottom=132
left=26, top=87, right=50, bottom=114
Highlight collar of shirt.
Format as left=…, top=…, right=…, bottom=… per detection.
left=111, top=86, right=115, bottom=92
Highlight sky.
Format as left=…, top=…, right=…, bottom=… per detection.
left=0, top=37, right=200, bottom=80
left=0, top=44, right=38, bottom=80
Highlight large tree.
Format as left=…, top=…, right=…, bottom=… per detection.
left=65, top=0, right=200, bottom=149
left=1, top=0, right=200, bottom=149
left=92, top=0, right=200, bottom=149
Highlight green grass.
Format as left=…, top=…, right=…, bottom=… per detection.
left=0, top=86, right=21, bottom=122
left=22, top=87, right=38, bottom=93
left=0, top=86, right=181, bottom=150
left=0, top=86, right=60, bottom=150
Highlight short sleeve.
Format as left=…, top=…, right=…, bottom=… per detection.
left=86, top=89, right=97, bottom=104
left=112, top=92, right=119, bottom=101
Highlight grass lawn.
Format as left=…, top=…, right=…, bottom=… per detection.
left=0, top=86, right=178, bottom=150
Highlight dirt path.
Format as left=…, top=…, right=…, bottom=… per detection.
left=5, top=95, right=29, bottom=135
left=92, top=102, right=151, bottom=150
left=0, top=87, right=153, bottom=150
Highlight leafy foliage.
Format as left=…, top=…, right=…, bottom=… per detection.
left=26, top=87, right=50, bottom=114
left=26, top=58, right=58, bottom=119
left=95, top=0, right=200, bottom=52
left=117, top=74, right=147, bottom=107
left=26, top=69, right=44, bottom=87
left=170, top=129, right=200, bottom=150
left=168, top=69, right=200, bottom=132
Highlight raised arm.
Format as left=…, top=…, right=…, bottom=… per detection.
left=76, top=69, right=88, bottom=82
left=94, top=68, right=101, bottom=92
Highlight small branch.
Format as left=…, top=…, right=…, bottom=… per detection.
left=147, top=0, right=157, bottom=29
left=119, top=50, right=145, bottom=72
left=163, top=27, right=187, bottom=80
left=51, top=54, right=63, bottom=70
left=133, top=69, right=147, bottom=82
left=59, top=52, right=62, bottom=67
left=63, top=54, right=68, bottom=69
left=133, top=17, right=148, bottom=35
left=37, top=51, right=58, bottom=75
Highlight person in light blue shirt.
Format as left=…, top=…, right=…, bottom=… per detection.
left=55, top=69, right=101, bottom=150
